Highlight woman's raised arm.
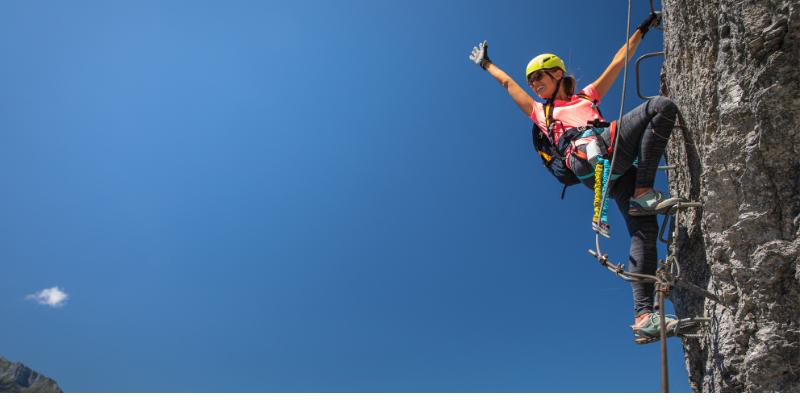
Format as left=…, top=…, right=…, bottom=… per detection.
left=591, top=13, right=662, bottom=100
left=470, top=41, right=535, bottom=117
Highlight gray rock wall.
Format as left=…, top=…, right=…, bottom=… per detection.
left=0, top=356, right=63, bottom=393
left=661, top=0, right=800, bottom=392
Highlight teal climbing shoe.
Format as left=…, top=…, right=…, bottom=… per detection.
left=632, top=312, right=679, bottom=344
left=629, top=190, right=680, bottom=216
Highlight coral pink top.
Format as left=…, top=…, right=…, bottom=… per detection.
left=530, top=84, right=604, bottom=146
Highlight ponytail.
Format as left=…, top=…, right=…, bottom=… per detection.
left=545, top=69, right=576, bottom=97
left=562, top=74, right=576, bottom=96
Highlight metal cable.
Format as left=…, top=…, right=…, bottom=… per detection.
left=597, top=0, right=632, bottom=221
left=593, top=0, right=633, bottom=255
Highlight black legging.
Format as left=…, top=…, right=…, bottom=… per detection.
left=610, top=96, right=678, bottom=188
left=570, top=96, right=678, bottom=316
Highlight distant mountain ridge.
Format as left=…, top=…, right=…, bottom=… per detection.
left=0, top=356, right=62, bottom=393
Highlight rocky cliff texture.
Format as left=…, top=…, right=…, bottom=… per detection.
left=661, top=0, right=799, bottom=392
left=0, top=356, right=63, bottom=393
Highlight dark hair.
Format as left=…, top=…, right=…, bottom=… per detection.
left=562, top=74, right=576, bottom=96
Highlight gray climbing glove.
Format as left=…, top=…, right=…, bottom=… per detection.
left=636, top=12, right=662, bottom=37
left=469, top=40, right=491, bottom=70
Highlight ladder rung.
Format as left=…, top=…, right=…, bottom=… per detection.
left=674, top=201, right=702, bottom=209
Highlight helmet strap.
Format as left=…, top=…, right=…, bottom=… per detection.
left=549, top=75, right=563, bottom=101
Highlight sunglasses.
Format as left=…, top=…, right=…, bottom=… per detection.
left=527, top=70, right=549, bottom=85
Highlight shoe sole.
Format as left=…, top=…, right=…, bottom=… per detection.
left=631, top=322, right=680, bottom=344
left=634, top=336, right=660, bottom=345
left=628, top=208, right=659, bottom=216
left=633, top=331, right=676, bottom=344
left=634, top=331, right=690, bottom=344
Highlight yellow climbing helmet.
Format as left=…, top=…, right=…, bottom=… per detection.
left=525, top=53, right=566, bottom=79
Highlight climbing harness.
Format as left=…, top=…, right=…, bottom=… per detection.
left=532, top=90, right=613, bottom=198
left=586, top=0, right=723, bottom=393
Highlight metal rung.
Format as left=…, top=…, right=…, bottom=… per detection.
left=680, top=334, right=703, bottom=339
left=665, top=200, right=703, bottom=215
left=636, top=51, right=665, bottom=100
left=658, top=165, right=676, bottom=170
left=673, top=201, right=702, bottom=209
left=677, top=317, right=710, bottom=324
left=673, top=317, right=709, bottom=336
left=588, top=249, right=659, bottom=283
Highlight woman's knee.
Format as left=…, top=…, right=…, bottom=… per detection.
left=649, top=96, right=678, bottom=117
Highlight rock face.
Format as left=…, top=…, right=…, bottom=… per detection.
left=661, top=0, right=800, bottom=392
left=0, top=356, right=63, bottom=393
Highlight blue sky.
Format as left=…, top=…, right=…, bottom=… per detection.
left=0, top=0, right=688, bottom=392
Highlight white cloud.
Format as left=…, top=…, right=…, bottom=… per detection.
left=26, top=287, right=69, bottom=308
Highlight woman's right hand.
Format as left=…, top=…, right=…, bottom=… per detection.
left=470, top=41, right=534, bottom=117
left=469, top=41, right=492, bottom=70
left=636, top=12, right=662, bottom=37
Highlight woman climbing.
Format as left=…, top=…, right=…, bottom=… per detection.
left=469, top=12, right=680, bottom=344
